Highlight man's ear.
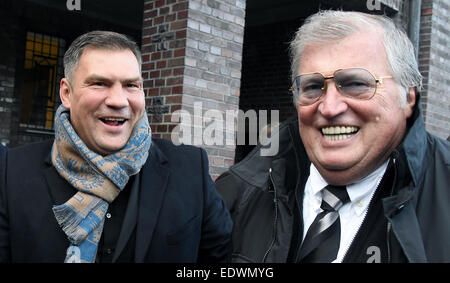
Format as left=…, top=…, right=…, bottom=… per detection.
left=403, top=87, right=416, bottom=118
left=60, top=78, right=72, bottom=108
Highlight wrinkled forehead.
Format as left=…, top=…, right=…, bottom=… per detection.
left=297, top=30, right=388, bottom=76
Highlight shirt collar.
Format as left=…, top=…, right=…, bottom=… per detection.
left=309, top=160, right=389, bottom=216
left=346, top=160, right=389, bottom=215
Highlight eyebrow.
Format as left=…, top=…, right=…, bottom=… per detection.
left=84, top=74, right=143, bottom=84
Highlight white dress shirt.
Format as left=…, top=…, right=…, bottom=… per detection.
left=302, top=160, right=389, bottom=263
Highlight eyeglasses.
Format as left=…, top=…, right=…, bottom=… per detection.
left=290, top=67, right=393, bottom=106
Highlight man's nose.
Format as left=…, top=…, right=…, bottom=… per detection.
left=105, top=83, right=129, bottom=108
left=317, top=80, right=348, bottom=117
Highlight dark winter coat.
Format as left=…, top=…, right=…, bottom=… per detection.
left=216, top=101, right=450, bottom=263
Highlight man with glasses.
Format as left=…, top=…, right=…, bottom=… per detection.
left=216, top=10, right=450, bottom=263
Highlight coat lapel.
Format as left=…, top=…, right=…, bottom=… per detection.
left=42, top=153, right=74, bottom=252
left=134, top=143, right=170, bottom=262
left=43, top=154, right=76, bottom=205
left=112, top=173, right=140, bottom=262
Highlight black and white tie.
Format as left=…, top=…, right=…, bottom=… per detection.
left=298, top=185, right=350, bottom=263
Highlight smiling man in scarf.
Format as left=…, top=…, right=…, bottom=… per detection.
left=0, top=31, right=232, bottom=263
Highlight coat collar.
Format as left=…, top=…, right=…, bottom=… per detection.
left=230, top=116, right=308, bottom=193
left=398, top=95, right=428, bottom=188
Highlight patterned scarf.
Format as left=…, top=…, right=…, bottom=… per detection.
left=51, top=105, right=151, bottom=263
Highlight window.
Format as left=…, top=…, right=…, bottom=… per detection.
left=20, top=32, right=65, bottom=133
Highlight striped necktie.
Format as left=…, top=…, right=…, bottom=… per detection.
left=298, top=185, right=350, bottom=263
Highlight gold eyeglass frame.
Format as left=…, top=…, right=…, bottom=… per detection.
left=290, top=67, right=393, bottom=106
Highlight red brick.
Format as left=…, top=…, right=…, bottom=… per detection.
left=172, top=85, right=183, bottom=94
left=160, top=87, right=172, bottom=95
left=142, top=37, right=152, bottom=45
left=171, top=20, right=187, bottom=31
left=160, top=7, right=170, bottom=15
left=422, top=8, right=433, bottom=15
left=150, top=70, right=160, bottom=78
left=141, top=44, right=155, bottom=53
left=163, top=114, right=172, bottom=123
left=173, top=2, right=188, bottom=12
left=155, top=79, right=165, bottom=87
left=168, top=124, right=178, bottom=132
left=144, top=80, right=154, bottom=89
left=144, top=10, right=157, bottom=19
left=176, top=29, right=187, bottom=39
left=151, top=52, right=161, bottom=60
left=156, top=60, right=167, bottom=68
left=142, top=27, right=157, bottom=37
left=161, top=69, right=172, bottom=77
left=177, top=10, right=188, bottom=20
left=166, top=95, right=182, bottom=104
left=144, top=2, right=154, bottom=10
left=155, top=0, right=165, bottom=8
left=173, top=67, right=184, bottom=76
left=143, top=18, right=152, bottom=26
left=142, top=62, right=155, bottom=70
left=167, top=77, right=183, bottom=86
left=156, top=125, right=168, bottom=132
left=165, top=14, right=176, bottom=22
left=171, top=104, right=182, bottom=112
left=174, top=48, right=185, bottom=57
left=148, top=88, right=159, bottom=96
left=154, top=16, right=164, bottom=25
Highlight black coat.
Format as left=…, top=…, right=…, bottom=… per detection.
left=216, top=102, right=450, bottom=263
left=0, top=138, right=232, bottom=263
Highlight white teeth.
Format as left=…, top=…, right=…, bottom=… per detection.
left=103, top=118, right=125, bottom=122
left=321, top=126, right=358, bottom=135
left=321, top=126, right=359, bottom=141
left=324, top=134, right=353, bottom=141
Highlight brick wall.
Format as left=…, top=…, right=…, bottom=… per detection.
left=183, top=0, right=245, bottom=177
left=141, top=0, right=188, bottom=140
left=0, top=7, right=20, bottom=146
left=141, top=0, right=245, bottom=178
left=419, top=0, right=450, bottom=139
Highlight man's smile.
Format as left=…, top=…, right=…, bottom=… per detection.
left=99, top=117, right=128, bottom=126
left=320, top=125, right=360, bottom=141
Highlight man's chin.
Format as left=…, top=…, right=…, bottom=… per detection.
left=95, top=141, right=128, bottom=156
left=314, top=160, right=362, bottom=185
left=317, top=157, right=357, bottom=171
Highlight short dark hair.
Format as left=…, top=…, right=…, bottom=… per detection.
left=63, top=30, right=142, bottom=81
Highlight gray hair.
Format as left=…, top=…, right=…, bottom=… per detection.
left=289, top=10, right=422, bottom=107
left=64, top=30, right=142, bottom=81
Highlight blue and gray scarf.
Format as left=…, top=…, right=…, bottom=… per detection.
left=51, top=105, right=151, bottom=263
